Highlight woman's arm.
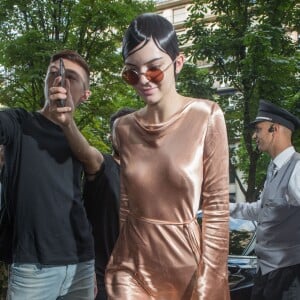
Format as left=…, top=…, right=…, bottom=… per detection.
left=197, top=102, right=230, bottom=299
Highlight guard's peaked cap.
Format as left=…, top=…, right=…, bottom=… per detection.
left=250, top=100, right=300, bottom=131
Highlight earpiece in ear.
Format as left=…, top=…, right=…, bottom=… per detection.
left=268, top=125, right=275, bottom=133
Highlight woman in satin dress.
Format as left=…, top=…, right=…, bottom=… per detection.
left=105, top=13, right=230, bottom=300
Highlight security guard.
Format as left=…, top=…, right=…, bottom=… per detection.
left=230, top=100, right=300, bottom=300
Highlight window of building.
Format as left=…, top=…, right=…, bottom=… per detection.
left=157, top=11, right=172, bottom=24
left=173, top=7, right=187, bottom=24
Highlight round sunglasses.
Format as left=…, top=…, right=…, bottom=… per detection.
left=121, top=59, right=176, bottom=85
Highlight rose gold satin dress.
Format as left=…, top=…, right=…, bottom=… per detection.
left=105, top=99, right=230, bottom=300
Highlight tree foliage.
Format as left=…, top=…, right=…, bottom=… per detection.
left=0, top=0, right=154, bottom=150
left=184, top=0, right=300, bottom=202
left=177, top=63, right=216, bottom=99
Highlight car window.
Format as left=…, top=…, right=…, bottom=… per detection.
left=197, top=211, right=256, bottom=256
left=229, top=217, right=256, bottom=255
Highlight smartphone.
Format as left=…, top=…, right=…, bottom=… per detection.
left=57, top=58, right=66, bottom=107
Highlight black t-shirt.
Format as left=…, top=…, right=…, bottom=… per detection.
left=0, top=109, right=94, bottom=264
left=83, top=154, right=120, bottom=284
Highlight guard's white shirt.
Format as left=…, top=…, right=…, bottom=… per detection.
left=230, top=146, right=300, bottom=220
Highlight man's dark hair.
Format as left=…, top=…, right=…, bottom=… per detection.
left=50, top=49, right=90, bottom=86
left=109, top=107, right=136, bottom=131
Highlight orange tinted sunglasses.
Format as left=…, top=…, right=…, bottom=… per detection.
left=121, top=59, right=176, bottom=85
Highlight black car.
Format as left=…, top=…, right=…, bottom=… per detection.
left=197, top=211, right=257, bottom=300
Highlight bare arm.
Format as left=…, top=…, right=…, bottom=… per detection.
left=47, top=78, right=103, bottom=175
left=62, top=119, right=104, bottom=175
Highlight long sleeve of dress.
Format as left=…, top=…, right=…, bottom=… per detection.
left=194, top=103, right=230, bottom=299
left=113, top=119, right=129, bottom=230
left=119, top=178, right=129, bottom=229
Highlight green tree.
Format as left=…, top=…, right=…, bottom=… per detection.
left=0, top=0, right=154, bottom=151
left=184, top=0, right=300, bottom=202
left=177, top=62, right=216, bottom=99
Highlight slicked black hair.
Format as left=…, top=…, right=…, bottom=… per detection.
left=122, top=13, right=179, bottom=61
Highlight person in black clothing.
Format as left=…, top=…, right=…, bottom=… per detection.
left=0, top=50, right=95, bottom=300
left=83, top=108, right=136, bottom=300
left=48, top=101, right=135, bottom=299
left=0, top=145, right=4, bottom=205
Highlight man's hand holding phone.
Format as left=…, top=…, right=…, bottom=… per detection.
left=57, top=58, right=66, bottom=107
left=48, top=58, right=75, bottom=128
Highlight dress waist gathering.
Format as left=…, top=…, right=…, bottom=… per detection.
left=127, top=211, right=198, bottom=226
